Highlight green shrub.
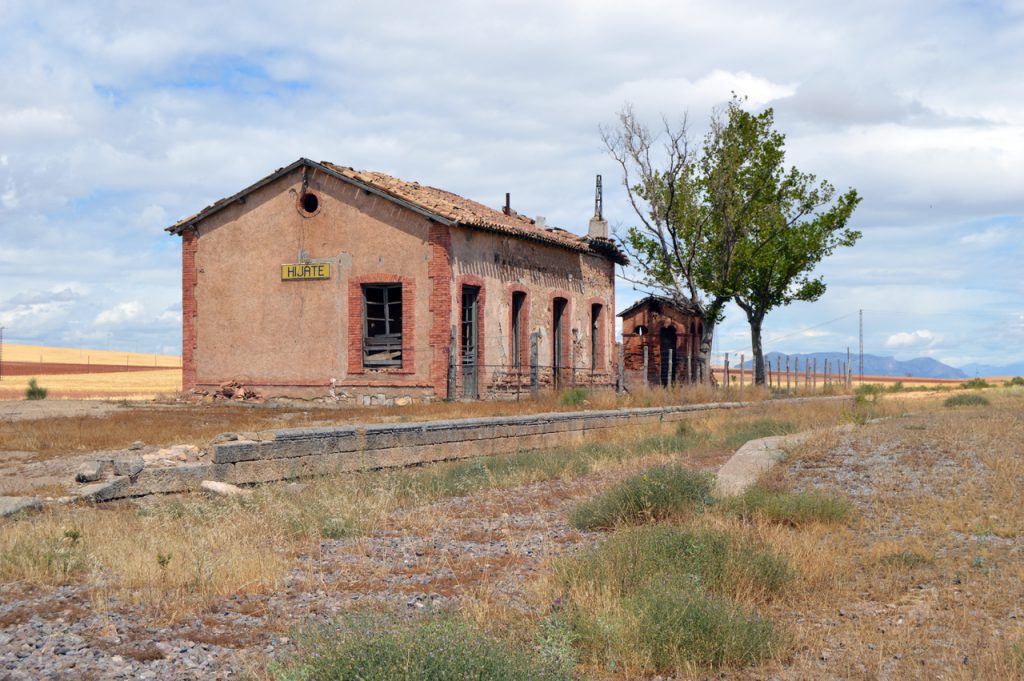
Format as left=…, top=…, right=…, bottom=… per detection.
left=961, top=377, right=990, bottom=389
left=554, top=525, right=789, bottom=672
left=721, top=486, right=852, bottom=526
left=555, top=525, right=792, bottom=603
left=887, top=381, right=905, bottom=392
left=944, top=393, right=990, bottom=408
left=854, top=383, right=884, bottom=404
left=558, top=387, right=588, bottom=406
left=721, top=419, right=797, bottom=448
left=569, top=465, right=714, bottom=530
left=274, top=612, right=572, bottom=681
left=625, top=586, right=780, bottom=668
left=1005, top=376, right=1024, bottom=387
left=25, top=378, right=48, bottom=400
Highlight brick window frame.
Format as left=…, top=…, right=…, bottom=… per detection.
left=507, top=284, right=530, bottom=371
left=348, top=274, right=416, bottom=375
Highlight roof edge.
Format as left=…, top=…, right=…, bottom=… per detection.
left=165, top=158, right=457, bottom=235
left=164, top=159, right=627, bottom=265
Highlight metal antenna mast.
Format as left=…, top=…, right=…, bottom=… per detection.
left=594, top=174, right=603, bottom=220
left=858, top=309, right=864, bottom=383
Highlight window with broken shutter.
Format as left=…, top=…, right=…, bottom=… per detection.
left=362, top=284, right=403, bottom=367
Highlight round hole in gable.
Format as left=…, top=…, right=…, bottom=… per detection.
left=301, top=192, right=319, bottom=214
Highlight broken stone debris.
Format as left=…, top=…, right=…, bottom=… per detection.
left=188, top=382, right=262, bottom=403
left=0, top=496, right=42, bottom=518
left=113, top=458, right=144, bottom=478
left=75, top=460, right=107, bottom=483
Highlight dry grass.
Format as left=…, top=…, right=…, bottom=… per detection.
left=0, top=398, right=859, bottom=628
left=0, top=385, right=778, bottom=460
left=730, top=390, right=1024, bottom=680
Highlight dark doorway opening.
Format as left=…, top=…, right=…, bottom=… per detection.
left=461, top=286, right=480, bottom=398
left=659, top=326, right=677, bottom=387
left=552, top=297, right=567, bottom=388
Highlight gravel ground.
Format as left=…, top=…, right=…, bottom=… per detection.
left=0, top=451, right=728, bottom=680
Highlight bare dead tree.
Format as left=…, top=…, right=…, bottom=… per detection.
left=601, top=106, right=718, bottom=382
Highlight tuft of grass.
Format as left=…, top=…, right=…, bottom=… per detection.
left=273, top=612, right=573, bottom=681
left=944, top=393, right=990, bottom=408
left=721, top=419, right=797, bottom=448
left=552, top=525, right=788, bottom=673
left=555, top=525, right=793, bottom=599
left=569, top=465, right=714, bottom=530
left=1004, top=376, right=1024, bottom=387
left=720, top=486, right=852, bottom=527
left=625, top=586, right=780, bottom=669
left=961, top=377, right=991, bottom=389
left=25, top=378, right=48, bottom=400
left=879, top=550, right=933, bottom=568
left=558, top=387, right=589, bottom=406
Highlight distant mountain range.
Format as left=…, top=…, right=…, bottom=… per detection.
left=738, top=353, right=1024, bottom=379
left=959, top=361, right=1024, bottom=377
left=740, top=352, right=968, bottom=379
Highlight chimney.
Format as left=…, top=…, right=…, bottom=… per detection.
left=503, top=192, right=511, bottom=215
left=588, top=174, right=608, bottom=239
left=535, top=216, right=546, bottom=229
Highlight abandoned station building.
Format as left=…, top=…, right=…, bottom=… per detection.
left=619, top=295, right=703, bottom=387
left=167, top=158, right=626, bottom=402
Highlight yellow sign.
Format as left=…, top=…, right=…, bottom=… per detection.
left=281, top=262, right=331, bottom=281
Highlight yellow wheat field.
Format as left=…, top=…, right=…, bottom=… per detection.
left=2, top=343, right=181, bottom=368
left=0, top=369, right=182, bottom=399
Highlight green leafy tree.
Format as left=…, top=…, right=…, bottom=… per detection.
left=724, top=106, right=862, bottom=385
left=603, top=100, right=784, bottom=382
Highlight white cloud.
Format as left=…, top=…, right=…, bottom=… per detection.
left=95, top=301, right=144, bottom=326
left=885, top=329, right=941, bottom=349
left=0, top=0, right=1021, bottom=364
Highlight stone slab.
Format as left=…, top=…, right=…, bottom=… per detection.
left=0, top=496, right=42, bottom=518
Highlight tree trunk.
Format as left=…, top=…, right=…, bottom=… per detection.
left=749, top=314, right=766, bottom=385
left=698, top=318, right=715, bottom=385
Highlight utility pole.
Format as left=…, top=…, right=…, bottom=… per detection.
left=858, top=309, right=864, bottom=384
left=0, top=326, right=4, bottom=382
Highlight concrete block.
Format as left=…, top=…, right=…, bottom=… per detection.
left=77, top=477, right=130, bottom=502
left=0, top=496, right=43, bottom=518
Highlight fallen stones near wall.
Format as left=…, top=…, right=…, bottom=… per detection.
left=43, top=396, right=850, bottom=505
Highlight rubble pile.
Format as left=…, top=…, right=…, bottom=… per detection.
left=188, top=381, right=262, bottom=403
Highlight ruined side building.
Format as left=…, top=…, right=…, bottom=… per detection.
left=167, top=158, right=626, bottom=403
left=619, top=296, right=703, bottom=387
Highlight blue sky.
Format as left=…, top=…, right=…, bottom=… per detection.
left=1, top=0, right=1022, bottom=367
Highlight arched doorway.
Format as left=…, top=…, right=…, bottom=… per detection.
left=659, top=326, right=677, bottom=387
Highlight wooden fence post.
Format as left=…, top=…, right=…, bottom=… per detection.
left=642, top=345, right=649, bottom=388
left=616, top=342, right=624, bottom=394
left=530, top=332, right=539, bottom=396
left=667, top=348, right=674, bottom=389
left=447, top=325, right=457, bottom=400
left=786, top=355, right=791, bottom=394
left=740, top=353, right=745, bottom=390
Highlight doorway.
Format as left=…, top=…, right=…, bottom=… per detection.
left=659, top=326, right=677, bottom=387
left=461, top=286, right=480, bottom=398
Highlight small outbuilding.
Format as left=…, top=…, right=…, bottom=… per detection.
left=167, top=158, right=626, bottom=403
left=619, top=295, right=703, bottom=387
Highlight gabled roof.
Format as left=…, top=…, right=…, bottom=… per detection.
left=618, top=295, right=703, bottom=319
left=166, top=158, right=627, bottom=264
